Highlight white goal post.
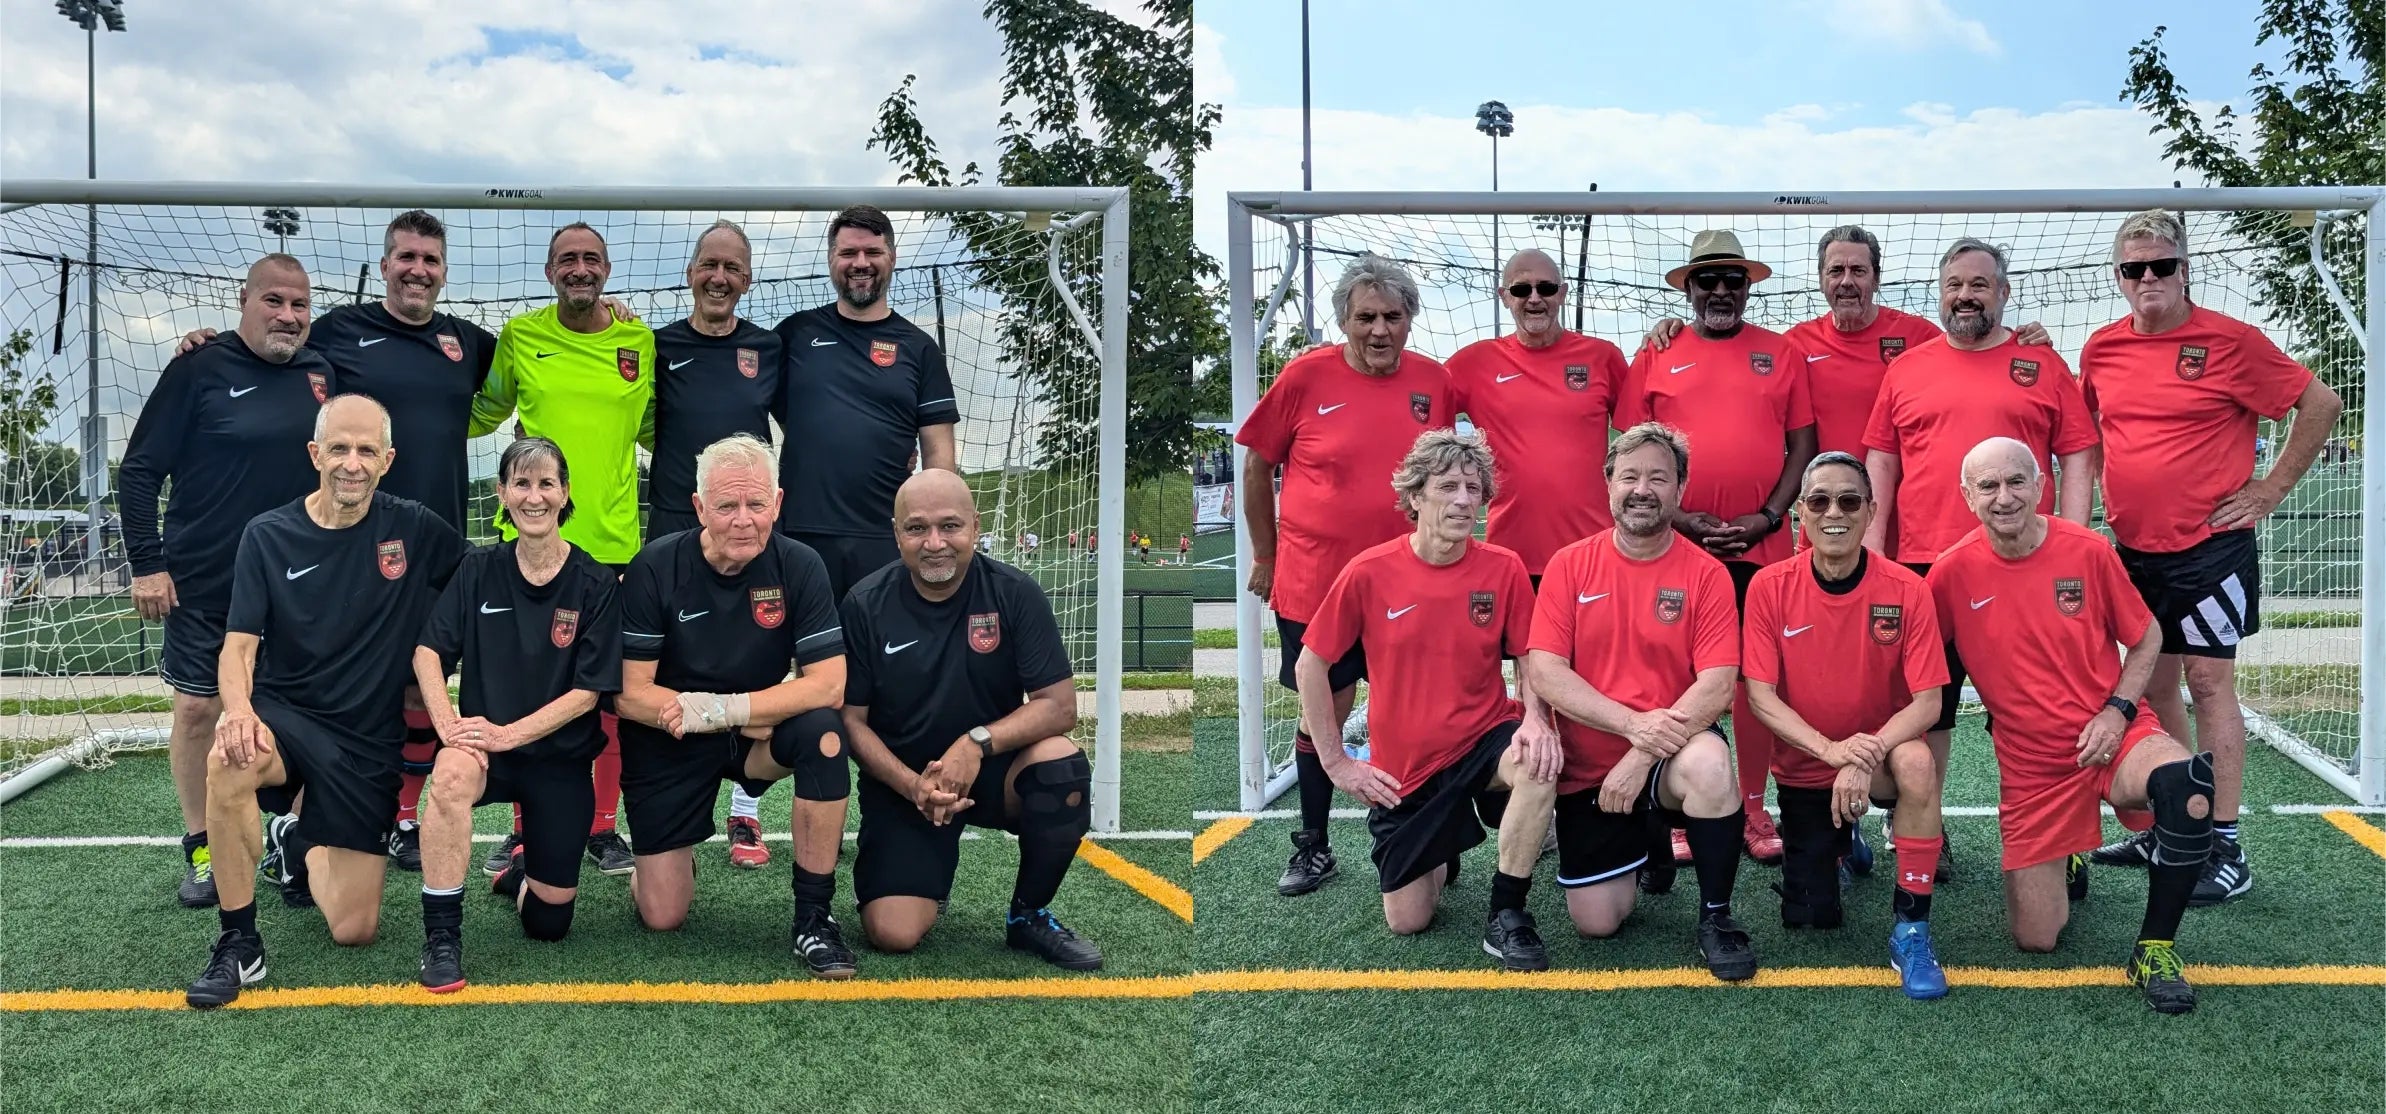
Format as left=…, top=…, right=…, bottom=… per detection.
left=1227, top=186, right=2386, bottom=810
left=0, top=179, right=1133, bottom=833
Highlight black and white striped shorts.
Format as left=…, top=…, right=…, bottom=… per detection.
left=2117, top=529, right=2262, bottom=660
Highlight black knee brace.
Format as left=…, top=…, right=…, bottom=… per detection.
left=1015, top=751, right=1093, bottom=838
left=2146, top=752, right=2216, bottom=868
left=772, top=707, right=852, bottom=802
left=520, top=888, right=574, bottom=941
left=1773, top=786, right=1847, bottom=929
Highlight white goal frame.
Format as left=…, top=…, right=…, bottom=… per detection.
left=1226, top=186, right=2386, bottom=810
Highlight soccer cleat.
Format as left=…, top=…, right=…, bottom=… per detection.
left=178, top=843, right=219, bottom=909
left=2088, top=829, right=2156, bottom=868
left=1482, top=907, right=1550, bottom=972
left=726, top=816, right=771, bottom=869
left=1741, top=809, right=1785, bottom=866
left=256, top=833, right=282, bottom=882
left=1888, top=920, right=1949, bottom=1000
left=1846, top=822, right=1874, bottom=877
left=1879, top=809, right=1896, bottom=855
left=1637, top=861, right=1676, bottom=895
left=482, top=833, right=523, bottom=876
left=386, top=823, right=423, bottom=872
left=1670, top=826, right=1694, bottom=865
left=793, top=910, right=859, bottom=979
left=1696, top=912, right=1760, bottom=982
left=2066, top=853, right=2090, bottom=903
left=2127, top=940, right=2197, bottom=1014
left=1006, top=906, right=1104, bottom=971
left=2188, top=838, right=2251, bottom=908
left=586, top=831, right=635, bottom=877
left=264, top=814, right=315, bottom=909
left=1277, top=829, right=1338, bottom=896
left=1538, top=816, right=1559, bottom=862
left=185, top=929, right=266, bottom=1009
left=491, top=860, right=527, bottom=901
left=418, top=929, right=466, bottom=993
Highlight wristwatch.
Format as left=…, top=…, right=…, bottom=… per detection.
left=2103, top=695, right=2138, bottom=722
left=968, top=725, right=995, bottom=758
left=1759, top=506, right=1784, bottom=533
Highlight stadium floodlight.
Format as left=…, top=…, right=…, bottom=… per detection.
left=54, top=0, right=126, bottom=32
left=261, top=207, right=302, bottom=252
left=1474, top=102, right=1515, bottom=329
left=55, top=0, right=127, bottom=589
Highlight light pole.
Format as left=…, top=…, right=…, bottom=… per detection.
left=1299, top=0, right=1316, bottom=343
left=262, top=208, right=302, bottom=254
left=1474, top=100, right=1513, bottom=334
left=54, top=1, right=125, bottom=579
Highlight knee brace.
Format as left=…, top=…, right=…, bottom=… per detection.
left=773, top=707, right=852, bottom=802
left=519, top=888, right=575, bottom=941
left=2146, top=751, right=2216, bottom=868
left=1773, top=787, right=1846, bottom=929
left=1015, top=751, right=1092, bottom=839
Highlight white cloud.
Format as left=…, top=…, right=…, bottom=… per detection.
left=1903, top=101, right=1960, bottom=126
left=1813, top=0, right=2000, bottom=56
left=1193, top=21, right=1234, bottom=105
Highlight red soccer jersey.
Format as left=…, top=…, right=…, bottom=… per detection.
left=1927, top=517, right=2156, bottom=789
left=2080, top=306, right=2314, bottom=554
left=1862, top=335, right=2098, bottom=563
left=1783, top=306, right=1943, bottom=461
left=1741, top=553, right=1949, bottom=789
left=1529, top=531, right=1740, bottom=794
left=1619, top=324, right=1814, bottom=566
left=1235, top=344, right=1453, bottom=622
left=1447, top=331, right=1630, bottom=574
left=1303, top=538, right=1533, bottom=792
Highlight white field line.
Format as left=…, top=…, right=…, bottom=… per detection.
left=1, top=829, right=1192, bottom=849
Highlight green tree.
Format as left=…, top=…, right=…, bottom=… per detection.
left=871, top=0, right=1217, bottom=485
left=0, top=328, right=72, bottom=507
left=2121, top=2, right=2382, bottom=405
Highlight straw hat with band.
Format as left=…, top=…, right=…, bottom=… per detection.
left=1665, top=229, right=1775, bottom=290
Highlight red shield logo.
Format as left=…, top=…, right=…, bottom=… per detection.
left=969, top=612, right=1002, bottom=654
left=1409, top=392, right=1431, bottom=424
left=2009, top=358, right=2040, bottom=387
left=1870, top=603, right=1903, bottom=646
left=2054, top=577, right=2085, bottom=617
left=617, top=347, right=641, bottom=383
left=307, top=372, right=329, bottom=404
left=1564, top=364, right=1589, bottom=391
left=1879, top=336, right=1907, bottom=363
left=870, top=340, right=898, bottom=368
left=1469, top=590, right=1496, bottom=628
left=750, top=586, right=784, bottom=629
left=551, top=608, right=579, bottom=649
left=1655, top=587, right=1686, bottom=625
left=437, top=333, right=464, bottom=362
left=2176, top=344, right=2209, bottom=381
left=736, top=347, right=760, bottom=379
left=377, top=539, right=407, bottom=580
left=1749, top=352, right=1775, bottom=376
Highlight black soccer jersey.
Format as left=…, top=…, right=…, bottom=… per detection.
left=652, top=318, right=782, bottom=524
left=226, top=492, right=467, bottom=746
left=619, top=531, right=843, bottom=728
left=840, top=556, right=1073, bottom=763
left=418, top=541, right=622, bottom=761
left=772, top=305, right=960, bottom=537
left=306, top=302, right=496, bottom=532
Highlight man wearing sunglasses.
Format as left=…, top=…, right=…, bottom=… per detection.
left=2077, top=210, right=2342, bottom=907
left=1620, top=230, right=1817, bottom=869
left=1741, top=452, right=1950, bottom=999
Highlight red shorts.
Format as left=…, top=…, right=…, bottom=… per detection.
left=1994, top=709, right=2163, bottom=871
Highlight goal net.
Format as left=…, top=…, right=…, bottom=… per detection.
left=1226, top=188, right=2383, bottom=809
left=0, top=182, right=1132, bottom=829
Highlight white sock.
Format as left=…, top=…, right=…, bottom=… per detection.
left=729, top=785, right=760, bottom=820
left=421, top=884, right=464, bottom=897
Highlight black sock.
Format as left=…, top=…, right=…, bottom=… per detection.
left=421, top=889, right=464, bottom=934
left=1013, top=832, right=1079, bottom=912
left=1489, top=870, right=1530, bottom=914
left=1684, top=810, right=1744, bottom=917
left=1294, top=740, right=1333, bottom=834
left=182, top=830, right=208, bottom=859
left=792, top=866, right=834, bottom=919
left=218, top=900, right=259, bottom=941
left=2141, top=862, right=2198, bottom=942
left=1892, top=886, right=1932, bottom=923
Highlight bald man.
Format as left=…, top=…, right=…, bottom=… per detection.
left=120, top=253, right=335, bottom=910
left=838, top=470, right=1100, bottom=970
left=185, top=394, right=469, bottom=1007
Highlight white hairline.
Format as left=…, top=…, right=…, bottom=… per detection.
left=694, top=434, right=779, bottom=501
left=312, top=394, right=392, bottom=447
left=1959, top=435, right=2041, bottom=485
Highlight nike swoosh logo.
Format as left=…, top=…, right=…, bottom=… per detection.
left=1806, top=354, right=1829, bottom=362
left=1783, top=625, right=1813, bottom=637
left=809, top=338, right=838, bottom=347
left=1669, top=363, right=1695, bottom=374
left=479, top=603, right=512, bottom=614
left=1577, top=592, right=1609, bottom=604
left=1970, top=596, right=1994, bottom=610
left=357, top=337, right=386, bottom=347
left=228, top=386, right=258, bottom=397
left=1316, top=403, right=1346, bottom=414
left=284, top=565, right=318, bottom=579
left=677, top=609, right=709, bottom=622
left=884, top=640, right=919, bottom=654
left=669, top=358, right=694, bottom=370
left=535, top=351, right=557, bottom=359
left=1495, top=373, right=1524, bottom=383
left=1385, top=605, right=1417, bottom=619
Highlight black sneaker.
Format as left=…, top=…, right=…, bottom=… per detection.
left=794, top=910, right=858, bottom=979
left=2127, top=940, right=2197, bottom=1014
left=419, top=928, right=466, bottom=993
left=185, top=930, right=266, bottom=1009
left=2067, top=853, right=2090, bottom=903
left=1277, top=829, right=1337, bottom=896
left=2188, top=838, right=2251, bottom=907
left=586, top=831, right=635, bottom=877
left=482, top=833, right=523, bottom=876
left=491, top=860, right=527, bottom=901
left=178, top=842, right=218, bottom=909
left=1482, top=907, right=1550, bottom=972
left=1006, top=906, right=1104, bottom=971
left=386, top=824, right=423, bottom=872
left=264, top=814, right=315, bottom=909
left=1696, top=912, right=1759, bottom=982
left=2089, top=829, right=2156, bottom=868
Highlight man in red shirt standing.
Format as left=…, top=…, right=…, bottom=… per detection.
left=1526, top=422, right=1758, bottom=982
left=1620, top=231, right=1817, bottom=867
left=1298, top=430, right=1557, bottom=969
left=2079, top=210, right=2342, bottom=905
left=1929, top=436, right=2214, bottom=1014
left=1238, top=255, right=1453, bottom=897
left=1743, top=452, right=1950, bottom=999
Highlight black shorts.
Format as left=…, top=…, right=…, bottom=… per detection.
left=1726, top=559, right=1761, bottom=612
left=1904, top=562, right=1974, bottom=734
left=852, top=747, right=1026, bottom=904
left=1367, top=721, right=1517, bottom=893
left=787, top=530, right=899, bottom=600
left=646, top=507, right=699, bottom=544
left=254, top=695, right=399, bottom=855
left=1554, top=759, right=1686, bottom=889
left=475, top=751, right=595, bottom=889
left=1276, top=613, right=1367, bottom=693
left=2118, top=529, right=2262, bottom=660
left=159, top=603, right=228, bottom=697
left=619, top=729, right=780, bottom=856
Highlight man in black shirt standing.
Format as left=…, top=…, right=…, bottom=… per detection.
left=774, top=205, right=960, bottom=597
left=616, top=434, right=857, bottom=976
left=184, top=395, right=467, bottom=1008
left=119, top=253, right=331, bottom=911
left=842, top=470, right=1100, bottom=970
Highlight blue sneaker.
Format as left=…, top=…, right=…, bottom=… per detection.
left=1846, top=822, right=1874, bottom=876
left=1889, top=920, right=1948, bottom=1000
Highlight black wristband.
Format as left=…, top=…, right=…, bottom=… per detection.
left=2103, top=695, right=2138, bottom=722
left=1760, top=506, right=1784, bottom=533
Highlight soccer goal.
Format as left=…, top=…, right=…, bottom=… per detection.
left=1225, top=187, right=2386, bottom=810
left=0, top=180, right=1134, bottom=831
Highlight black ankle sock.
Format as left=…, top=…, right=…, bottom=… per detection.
left=1893, top=886, right=1932, bottom=923
left=1684, top=810, right=1744, bottom=915
left=219, top=901, right=258, bottom=940
left=421, top=889, right=463, bottom=934
left=2142, top=862, right=2198, bottom=941
left=182, top=830, right=208, bottom=857
left=792, top=867, right=834, bottom=917
left=1294, top=742, right=1333, bottom=833
left=1489, top=870, right=1530, bottom=914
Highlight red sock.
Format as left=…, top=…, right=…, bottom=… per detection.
left=590, top=712, right=622, bottom=835
left=1730, top=687, right=1774, bottom=810
left=1895, top=834, right=1944, bottom=895
left=512, top=806, right=524, bottom=834
left=397, top=709, right=435, bottom=826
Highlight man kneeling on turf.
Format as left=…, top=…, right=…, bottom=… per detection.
left=1742, top=451, right=1951, bottom=999
left=1299, top=430, right=1560, bottom=969
left=186, top=395, right=467, bottom=1008
left=412, top=437, right=622, bottom=991
left=841, top=471, right=1102, bottom=969
left=1929, top=436, right=2215, bottom=1014
left=615, top=434, right=858, bottom=976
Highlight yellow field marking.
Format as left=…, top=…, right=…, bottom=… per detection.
left=1191, top=816, right=1254, bottom=865
left=1186, top=964, right=2386, bottom=993
left=1075, top=837, right=1193, bottom=922
left=2320, top=811, right=2386, bottom=860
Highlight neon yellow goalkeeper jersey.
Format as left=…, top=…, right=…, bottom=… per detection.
left=470, top=304, right=657, bottom=564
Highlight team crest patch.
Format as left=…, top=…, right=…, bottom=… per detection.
left=2176, top=344, right=2209, bottom=381
left=1564, top=364, right=1590, bottom=391
left=1749, top=352, right=1775, bottom=376
left=969, top=612, right=1002, bottom=654
left=551, top=608, right=579, bottom=649
left=750, top=586, right=784, bottom=629
left=2054, top=577, right=2086, bottom=617
left=2009, top=358, right=2040, bottom=387
left=1879, top=336, right=1907, bottom=362
left=1870, top=604, right=1903, bottom=645
left=1655, top=587, right=1686, bottom=625
left=870, top=340, right=899, bottom=368
left=437, top=333, right=464, bottom=362
left=1469, top=590, right=1496, bottom=628
left=617, top=347, right=641, bottom=383
left=377, top=539, right=407, bottom=580
left=1409, top=392, right=1431, bottom=424
left=736, top=347, right=760, bottom=379
left=306, top=372, right=328, bottom=404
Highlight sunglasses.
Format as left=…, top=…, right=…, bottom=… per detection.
left=1688, top=270, right=1748, bottom=292
left=2117, top=257, right=2184, bottom=280
left=1506, top=280, right=1563, bottom=299
left=1799, top=492, right=1867, bottom=515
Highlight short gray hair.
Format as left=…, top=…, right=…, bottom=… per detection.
left=1939, top=237, right=2009, bottom=285
left=313, top=393, right=393, bottom=446
left=1390, top=428, right=1497, bottom=522
left=2112, top=209, right=2189, bottom=261
left=694, top=433, right=778, bottom=500
left=1330, top=254, right=1422, bottom=323
left=1801, top=450, right=1871, bottom=497
left=689, top=219, right=752, bottom=268
left=1604, top=421, right=1690, bottom=481
left=1817, top=225, right=1882, bottom=273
